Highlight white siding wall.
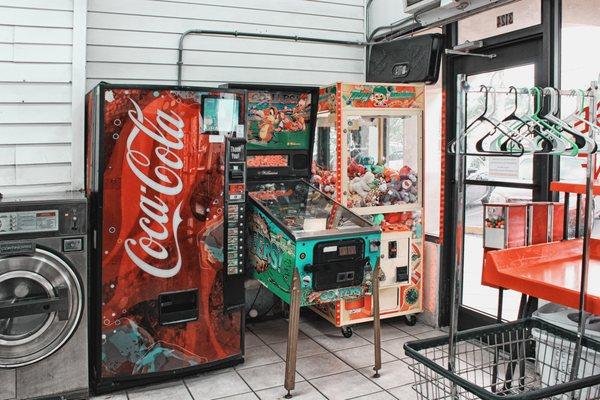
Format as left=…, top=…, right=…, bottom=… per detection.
left=0, top=0, right=84, bottom=196
left=1, top=1, right=365, bottom=196
left=86, top=0, right=366, bottom=89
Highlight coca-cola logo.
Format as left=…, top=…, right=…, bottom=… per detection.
left=123, top=98, right=185, bottom=278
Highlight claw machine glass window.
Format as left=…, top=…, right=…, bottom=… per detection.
left=313, top=112, right=338, bottom=198
left=344, top=113, right=422, bottom=212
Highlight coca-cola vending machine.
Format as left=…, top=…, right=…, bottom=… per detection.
left=85, top=84, right=247, bottom=393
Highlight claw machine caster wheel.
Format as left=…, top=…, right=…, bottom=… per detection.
left=341, top=326, right=353, bottom=338
left=405, top=315, right=417, bottom=326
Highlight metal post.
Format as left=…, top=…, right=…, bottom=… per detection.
left=563, top=193, right=570, bottom=240
left=570, top=80, right=598, bottom=382
left=448, top=74, right=468, bottom=399
left=491, top=287, right=504, bottom=393
left=448, top=74, right=468, bottom=365
left=372, top=261, right=382, bottom=378
left=284, top=269, right=302, bottom=398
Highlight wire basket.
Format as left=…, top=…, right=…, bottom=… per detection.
left=404, top=318, right=600, bottom=400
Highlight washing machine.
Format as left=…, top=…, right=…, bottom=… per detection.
left=0, top=193, right=88, bottom=400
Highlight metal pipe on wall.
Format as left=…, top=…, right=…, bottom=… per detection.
left=176, top=30, right=370, bottom=85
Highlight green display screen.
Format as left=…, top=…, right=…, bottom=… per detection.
left=202, top=97, right=240, bottom=134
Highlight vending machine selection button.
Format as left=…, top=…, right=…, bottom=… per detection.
left=227, top=266, right=239, bottom=275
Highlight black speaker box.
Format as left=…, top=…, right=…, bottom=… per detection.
left=367, top=33, right=444, bottom=84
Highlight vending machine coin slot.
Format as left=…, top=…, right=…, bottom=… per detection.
left=396, top=266, right=409, bottom=283
left=388, top=241, right=398, bottom=259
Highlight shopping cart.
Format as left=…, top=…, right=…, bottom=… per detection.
left=404, top=318, right=600, bottom=399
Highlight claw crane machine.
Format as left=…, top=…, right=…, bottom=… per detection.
left=226, top=84, right=384, bottom=397
left=311, top=82, right=424, bottom=336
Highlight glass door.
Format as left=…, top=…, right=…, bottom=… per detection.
left=450, top=37, right=550, bottom=329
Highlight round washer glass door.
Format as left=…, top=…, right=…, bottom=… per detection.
left=0, top=247, right=83, bottom=368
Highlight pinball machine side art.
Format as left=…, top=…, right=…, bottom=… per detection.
left=247, top=202, right=381, bottom=307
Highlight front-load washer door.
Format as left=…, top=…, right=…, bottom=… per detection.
left=0, top=247, right=83, bottom=368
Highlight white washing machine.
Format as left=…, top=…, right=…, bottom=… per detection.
left=0, top=193, right=88, bottom=400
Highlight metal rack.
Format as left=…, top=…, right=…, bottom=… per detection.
left=404, top=75, right=600, bottom=399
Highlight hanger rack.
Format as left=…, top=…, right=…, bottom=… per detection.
left=447, top=75, right=599, bottom=396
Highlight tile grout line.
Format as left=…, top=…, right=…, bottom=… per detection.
left=182, top=378, right=196, bottom=400
left=231, top=368, right=259, bottom=400
left=303, top=378, right=330, bottom=400
left=243, top=325, right=314, bottom=396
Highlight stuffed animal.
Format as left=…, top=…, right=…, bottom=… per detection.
left=350, top=170, right=375, bottom=198
left=311, top=168, right=336, bottom=197
left=383, top=167, right=399, bottom=183
left=347, top=159, right=366, bottom=178
left=372, top=214, right=385, bottom=226
left=358, top=156, right=375, bottom=168
left=371, top=164, right=384, bottom=175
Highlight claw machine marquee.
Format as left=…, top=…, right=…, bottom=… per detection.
left=311, top=82, right=425, bottom=327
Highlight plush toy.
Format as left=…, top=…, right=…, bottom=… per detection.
left=347, top=193, right=362, bottom=208
left=372, top=214, right=385, bottom=226
left=358, top=156, right=375, bottom=168
left=399, top=165, right=413, bottom=176
left=347, top=159, right=366, bottom=178
left=311, top=167, right=336, bottom=197
left=350, top=170, right=375, bottom=198
left=371, top=164, right=384, bottom=175
left=383, top=167, right=399, bottom=183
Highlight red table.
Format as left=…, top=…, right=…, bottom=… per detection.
left=483, top=238, right=600, bottom=315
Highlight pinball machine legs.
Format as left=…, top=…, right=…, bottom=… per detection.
left=283, top=264, right=383, bottom=397
left=284, top=270, right=302, bottom=398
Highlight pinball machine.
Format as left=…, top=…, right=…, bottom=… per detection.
left=225, top=84, right=384, bottom=397
left=311, top=82, right=425, bottom=335
left=85, top=84, right=247, bottom=393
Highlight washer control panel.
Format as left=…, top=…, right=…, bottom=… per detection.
left=0, top=200, right=87, bottom=237
left=0, top=210, right=59, bottom=235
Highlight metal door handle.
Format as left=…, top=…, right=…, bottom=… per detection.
left=0, top=287, right=69, bottom=321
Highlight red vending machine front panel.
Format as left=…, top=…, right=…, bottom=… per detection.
left=88, top=85, right=244, bottom=389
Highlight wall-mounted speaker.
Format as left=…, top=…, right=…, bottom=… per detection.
left=367, top=33, right=444, bottom=84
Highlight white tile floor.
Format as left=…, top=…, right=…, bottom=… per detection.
left=91, top=313, right=445, bottom=400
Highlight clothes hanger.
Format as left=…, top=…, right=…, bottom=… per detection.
left=448, top=85, right=493, bottom=154
left=526, top=87, right=572, bottom=155
left=494, top=87, right=543, bottom=153
left=499, top=87, right=564, bottom=155
left=473, top=87, right=525, bottom=156
left=542, top=87, right=596, bottom=154
left=563, top=88, right=600, bottom=137
left=449, top=85, right=525, bottom=156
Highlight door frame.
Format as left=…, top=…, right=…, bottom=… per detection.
left=439, top=0, right=562, bottom=328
